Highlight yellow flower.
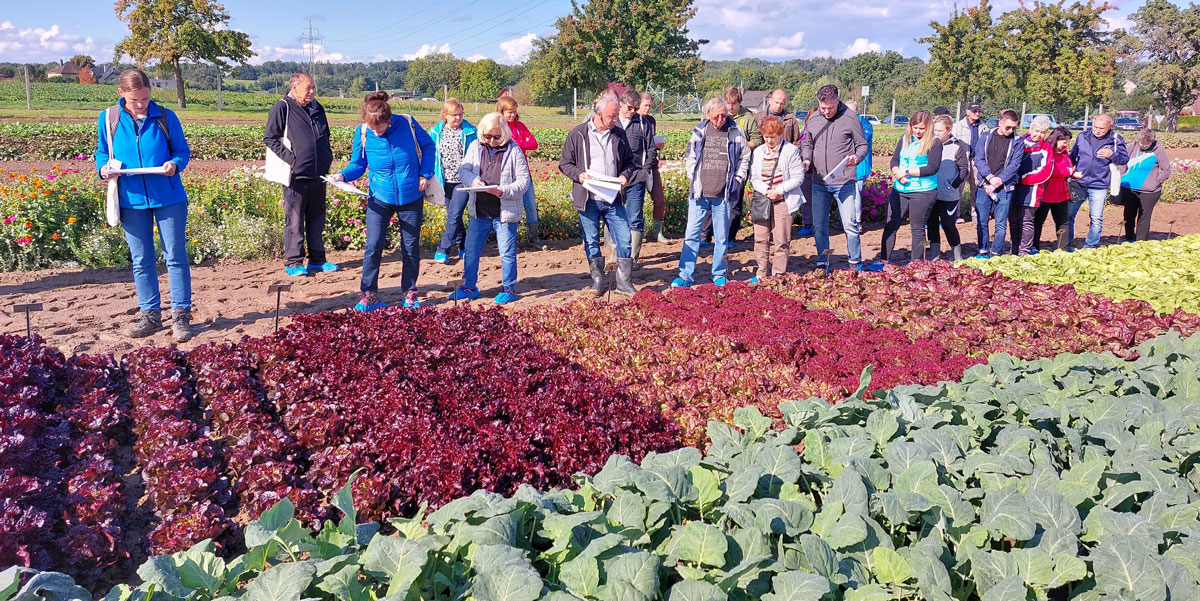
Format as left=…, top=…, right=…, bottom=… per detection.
left=59, top=195, right=66, bottom=200
left=67, top=217, right=77, bottom=224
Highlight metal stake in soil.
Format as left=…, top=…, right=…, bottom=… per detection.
left=918, top=241, right=931, bottom=261
left=267, top=284, right=292, bottom=332
left=12, top=303, right=42, bottom=339
left=447, top=279, right=464, bottom=308
left=604, top=261, right=617, bottom=302
left=822, top=249, right=834, bottom=275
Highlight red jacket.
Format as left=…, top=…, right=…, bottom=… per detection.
left=508, top=119, right=538, bottom=153
left=1042, top=150, right=1074, bottom=204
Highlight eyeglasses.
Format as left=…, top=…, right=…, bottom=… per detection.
left=481, top=134, right=502, bottom=141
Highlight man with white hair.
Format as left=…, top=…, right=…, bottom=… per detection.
left=559, top=95, right=638, bottom=296
left=1067, top=113, right=1128, bottom=249
left=672, top=97, right=750, bottom=287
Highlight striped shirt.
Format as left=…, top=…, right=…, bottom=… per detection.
left=761, top=147, right=784, bottom=190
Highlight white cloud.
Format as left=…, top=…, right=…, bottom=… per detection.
left=498, top=33, right=537, bottom=64
left=402, top=42, right=452, bottom=60
left=465, top=54, right=488, bottom=62
left=249, top=41, right=350, bottom=65
left=708, top=39, right=735, bottom=56
left=837, top=5, right=891, bottom=18
left=746, top=31, right=810, bottom=59
left=0, top=21, right=104, bottom=63
left=841, top=37, right=882, bottom=58
left=1102, top=14, right=1133, bottom=31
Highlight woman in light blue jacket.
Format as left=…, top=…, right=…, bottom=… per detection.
left=448, top=112, right=531, bottom=305
left=430, top=98, right=478, bottom=264
left=331, top=91, right=434, bottom=311
left=94, top=68, right=193, bottom=342
left=875, top=110, right=942, bottom=266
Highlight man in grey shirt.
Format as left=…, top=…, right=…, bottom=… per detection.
left=799, top=85, right=869, bottom=270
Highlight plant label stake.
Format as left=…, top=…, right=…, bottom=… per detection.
left=447, top=279, right=464, bottom=308
left=1168, top=220, right=1176, bottom=240
left=604, top=261, right=617, bottom=303
left=12, top=303, right=42, bottom=339
left=822, top=249, right=834, bottom=275
left=267, top=284, right=292, bottom=332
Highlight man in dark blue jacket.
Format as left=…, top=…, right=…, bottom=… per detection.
left=972, top=109, right=1023, bottom=257
left=1067, top=114, right=1128, bottom=249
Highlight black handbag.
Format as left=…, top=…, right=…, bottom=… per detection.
left=750, top=151, right=781, bottom=224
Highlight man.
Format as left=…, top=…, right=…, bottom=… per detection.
left=952, top=102, right=991, bottom=223
left=559, top=96, right=638, bottom=296
left=672, top=97, right=750, bottom=288
left=608, top=89, right=658, bottom=265
left=638, top=92, right=670, bottom=243
left=702, top=86, right=762, bottom=247
left=844, top=100, right=873, bottom=209
left=972, top=109, right=1024, bottom=257
left=1068, top=114, right=1128, bottom=249
left=755, top=89, right=800, bottom=143
left=264, top=73, right=337, bottom=277
left=799, top=85, right=868, bottom=270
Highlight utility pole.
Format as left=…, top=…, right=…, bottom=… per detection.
left=24, top=65, right=31, bottom=110
left=216, top=67, right=223, bottom=111
left=300, top=20, right=321, bottom=80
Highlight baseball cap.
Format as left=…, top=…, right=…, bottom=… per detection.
left=933, top=106, right=950, bottom=116
left=967, top=102, right=983, bottom=111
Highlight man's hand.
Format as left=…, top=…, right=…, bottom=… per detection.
left=1097, top=148, right=1113, bottom=159
left=162, top=161, right=177, bottom=177
left=1071, top=171, right=1084, bottom=179
left=329, top=173, right=345, bottom=182
left=985, top=183, right=998, bottom=195
left=578, top=172, right=591, bottom=183
left=802, top=160, right=812, bottom=173
left=418, top=177, right=428, bottom=192
left=618, top=174, right=628, bottom=189
left=99, top=166, right=117, bottom=181
left=846, top=155, right=859, bottom=167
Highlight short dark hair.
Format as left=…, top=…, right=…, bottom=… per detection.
left=723, top=86, right=743, bottom=104
left=999, top=109, right=1019, bottom=123
left=816, top=85, right=839, bottom=103
left=1138, top=127, right=1156, bottom=147
left=620, top=89, right=641, bottom=108
left=933, top=106, right=950, bottom=116
left=1046, top=126, right=1073, bottom=148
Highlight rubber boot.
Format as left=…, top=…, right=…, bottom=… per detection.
left=652, top=219, right=671, bottom=243
left=952, top=245, right=963, bottom=261
left=615, top=257, right=637, bottom=296
left=928, top=242, right=941, bottom=260
left=588, top=257, right=606, bottom=296
left=631, top=231, right=644, bottom=266
left=527, top=222, right=548, bottom=251
left=604, top=228, right=618, bottom=263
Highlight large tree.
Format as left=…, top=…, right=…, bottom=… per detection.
left=113, top=0, right=252, bottom=108
left=405, top=53, right=461, bottom=98
left=920, top=0, right=1004, bottom=108
left=527, top=0, right=704, bottom=102
left=1128, top=0, right=1200, bottom=132
left=458, top=59, right=506, bottom=101
left=69, top=54, right=96, bottom=68
left=998, top=0, right=1117, bottom=122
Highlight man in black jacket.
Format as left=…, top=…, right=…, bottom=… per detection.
left=616, top=89, right=657, bottom=264
left=264, top=73, right=336, bottom=276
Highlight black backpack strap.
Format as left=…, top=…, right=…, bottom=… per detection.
left=155, top=115, right=173, bottom=155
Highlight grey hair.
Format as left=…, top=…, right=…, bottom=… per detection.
left=595, top=95, right=619, bottom=113
left=476, top=112, right=513, bottom=146
left=1137, top=127, right=1155, bottom=147
left=1030, top=115, right=1052, bottom=131
left=640, top=91, right=653, bottom=103
left=703, top=97, right=728, bottom=117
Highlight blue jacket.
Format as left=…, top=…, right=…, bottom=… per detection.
left=1069, top=130, right=1128, bottom=190
left=973, top=130, right=1024, bottom=191
left=428, top=119, right=478, bottom=186
left=94, top=99, right=191, bottom=210
left=857, top=116, right=873, bottom=180
left=340, top=115, right=436, bottom=206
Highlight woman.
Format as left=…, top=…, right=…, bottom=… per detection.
left=748, top=116, right=804, bottom=281
left=639, top=92, right=670, bottom=242
left=94, top=69, right=194, bottom=342
left=331, top=91, right=434, bottom=311
left=1031, top=126, right=1077, bottom=252
left=926, top=115, right=970, bottom=260
left=1012, top=116, right=1055, bottom=256
left=796, top=107, right=819, bottom=238
left=430, top=98, right=478, bottom=264
left=497, top=96, right=546, bottom=250
left=447, top=112, right=531, bottom=305
left=1119, top=128, right=1171, bottom=242
left=876, top=111, right=943, bottom=266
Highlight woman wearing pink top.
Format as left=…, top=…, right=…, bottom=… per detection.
left=498, top=96, right=546, bottom=250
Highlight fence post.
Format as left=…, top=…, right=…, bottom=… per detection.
left=24, top=65, right=31, bottom=110
left=890, top=98, right=896, bottom=124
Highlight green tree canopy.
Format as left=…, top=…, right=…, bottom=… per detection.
left=1128, top=0, right=1200, bottom=132
left=458, top=59, right=506, bottom=102
left=405, top=53, right=461, bottom=98
left=920, top=0, right=1004, bottom=107
left=113, top=0, right=252, bottom=108
left=69, top=54, right=96, bottom=68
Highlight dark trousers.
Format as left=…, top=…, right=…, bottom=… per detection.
left=435, top=182, right=468, bottom=256
left=283, top=178, right=327, bottom=267
left=1032, top=202, right=1069, bottom=252
left=362, top=198, right=423, bottom=293
left=882, top=189, right=937, bottom=262
left=926, top=199, right=961, bottom=247
left=1121, top=188, right=1160, bottom=241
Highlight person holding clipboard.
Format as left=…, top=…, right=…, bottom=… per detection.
left=95, top=68, right=194, bottom=342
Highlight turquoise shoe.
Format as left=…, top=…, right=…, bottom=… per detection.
left=713, top=277, right=728, bottom=286
left=433, top=252, right=449, bottom=264
left=307, top=261, right=339, bottom=272
left=448, top=286, right=480, bottom=301
left=670, top=277, right=692, bottom=288
left=494, top=286, right=518, bottom=305
left=285, top=265, right=307, bottom=277
left=353, top=292, right=387, bottom=312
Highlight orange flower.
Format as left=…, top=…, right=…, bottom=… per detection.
left=24, top=221, right=33, bottom=228
left=52, top=233, right=60, bottom=241
left=67, top=217, right=77, bottom=224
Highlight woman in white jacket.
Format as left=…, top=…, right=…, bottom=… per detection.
left=748, top=116, right=805, bottom=281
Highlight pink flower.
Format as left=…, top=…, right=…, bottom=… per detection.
left=342, top=235, right=351, bottom=241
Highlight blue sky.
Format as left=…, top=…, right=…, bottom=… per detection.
left=0, top=0, right=1144, bottom=66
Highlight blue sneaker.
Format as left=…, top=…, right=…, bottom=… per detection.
left=796, top=226, right=814, bottom=237
left=353, top=292, right=386, bottom=312
left=971, top=253, right=989, bottom=260
left=307, top=261, right=339, bottom=272
left=863, top=262, right=885, bottom=272
left=724, top=241, right=735, bottom=250
left=285, top=265, right=308, bottom=277
left=433, top=252, right=449, bottom=264
left=401, top=291, right=421, bottom=309
left=448, top=286, right=480, bottom=301
left=670, top=277, right=692, bottom=288
left=699, top=241, right=714, bottom=248
left=1029, top=249, right=1040, bottom=256
left=748, top=276, right=759, bottom=283
left=713, top=277, right=728, bottom=286
left=494, top=286, right=518, bottom=305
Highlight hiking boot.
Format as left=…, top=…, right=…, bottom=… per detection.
left=353, top=291, right=387, bottom=312
left=402, top=290, right=421, bottom=309
left=126, top=311, right=162, bottom=338
left=172, top=310, right=195, bottom=343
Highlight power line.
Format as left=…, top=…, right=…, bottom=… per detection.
left=300, top=20, right=322, bottom=77
left=453, top=16, right=559, bottom=58
left=370, top=0, right=554, bottom=57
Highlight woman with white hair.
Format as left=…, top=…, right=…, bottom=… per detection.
left=447, top=112, right=531, bottom=305
left=1010, top=115, right=1055, bottom=255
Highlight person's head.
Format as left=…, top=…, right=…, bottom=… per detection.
left=289, top=73, right=315, bottom=106
left=441, top=98, right=465, bottom=129
left=1028, top=115, right=1052, bottom=141
left=933, top=106, right=950, bottom=117
left=117, top=69, right=152, bottom=116
left=476, top=112, right=512, bottom=148
left=816, top=85, right=840, bottom=119
left=907, top=111, right=935, bottom=155
left=620, top=90, right=640, bottom=121
left=361, top=91, right=392, bottom=133
left=592, top=96, right=619, bottom=131
left=1092, top=114, right=1113, bottom=138
left=932, top=114, right=953, bottom=142
left=1046, top=126, right=1073, bottom=152
left=703, top=97, right=729, bottom=128
left=723, top=87, right=742, bottom=114
left=497, top=96, right=519, bottom=122
left=1137, top=127, right=1156, bottom=150
left=967, top=102, right=983, bottom=122
left=997, top=109, right=1019, bottom=137
left=760, top=116, right=783, bottom=149
left=769, top=89, right=788, bottom=114
left=638, top=92, right=654, bottom=116
left=844, top=99, right=858, bottom=113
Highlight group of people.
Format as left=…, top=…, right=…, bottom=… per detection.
left=95, top=69, right=1173, bottom=341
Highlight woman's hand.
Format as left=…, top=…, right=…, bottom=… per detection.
left=418, top=176, right=428, bottom=192
left=162, top=161, right=177, bottom=177
left=329, top=173, right=345, bottom=182
left=99, top=166, right=117, bottom=181
left=1071, top=171, right=1083, bottom=179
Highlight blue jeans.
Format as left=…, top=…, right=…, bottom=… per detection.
left=362, top=198, right=422, bottom=293
left=1067, top=187, right=1106, bottom=249
left=625, top=182, right=648, bottom=232
left=579, top=200, right=631, bottom=259
left=435, top=182, right=468, bottom=256
left=522, top=183, right=538, bottom=225
left=811, top=182, right=861, bottom=266
left=463, top=216, right=518, bottom=290
left=974, top=187, right=1012, bottom=255
left=121, top=202, right=191, bottom=312
left=678, top=196, right=730, bottom=282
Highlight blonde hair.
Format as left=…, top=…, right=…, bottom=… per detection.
left=905, top=111, right=935, bottom=156
left=496, top=96, right=519, bottom=119
left=476, top=112, right=513, bottom=146
left=932, top=114, right=953, bottom=132
left=441, top=98, right=464, bottom=120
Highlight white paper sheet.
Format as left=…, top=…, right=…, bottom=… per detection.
left=583, top=178, right=622, bottom=203
left=827, top=155, right=852, bottom=179
left=653, top=134, right=664, bottom=145
left=321, top=175, right=370, bottom=197
left=457, top=185, right=501, bottom=193
left=108, top=164, right=170, bottom=176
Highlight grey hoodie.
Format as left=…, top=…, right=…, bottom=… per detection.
left=799, top=102, right=869, bottom=187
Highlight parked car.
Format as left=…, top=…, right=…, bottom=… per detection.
left=420, top=97, right=438, bottom=102
left=794, top=110, right=809, bottom=122
left=1020, top=113, right=1059, bottom=129
left=888, top=115, right=910, bottom=126
left=1070, top=120, right=1092, bottom=130
left=1115, top=117, right=1142, bottom=131
left=862, top=114, right=881, bottom=124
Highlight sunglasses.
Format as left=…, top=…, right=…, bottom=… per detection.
left=481, top=134, right=502, bottom=141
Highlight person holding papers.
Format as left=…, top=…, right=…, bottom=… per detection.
left=799, top=85, right=868, bottom=271
left=431, top=98, right=478, bottom=264
left=95, top=69, right=194, bottom=342
left=331, top=92, right=434, bottom=311
left=558, top=96, right=639, bottom=296
left=446, top=112, right=532, bottom=305
left=873, top=111, right=943, bottom=267
left=1118, top=128, right=1171, bottom=242
left=671, top=97, right=751, bottom=288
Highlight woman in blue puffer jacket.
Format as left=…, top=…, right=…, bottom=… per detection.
left=331, top=91, right=435, bottom=311
left=94, top=68, right=194, bottom=342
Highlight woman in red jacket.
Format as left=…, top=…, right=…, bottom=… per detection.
left=498, top=96, right=547, bottom=250
left=1032, top=126, right=1079, bottom=253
